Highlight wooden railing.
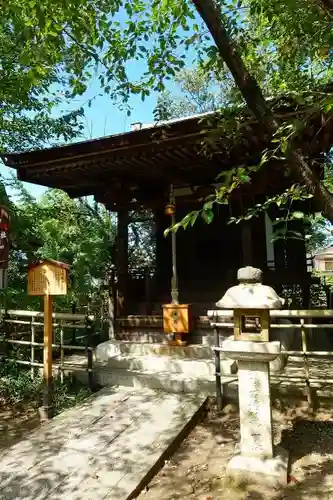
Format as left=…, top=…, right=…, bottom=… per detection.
left=209, top=309, right=333, bottom=410
left=0, top=309, right=104, bottom=390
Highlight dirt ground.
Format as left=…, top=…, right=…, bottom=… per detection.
left=0, top=403, right=40, bottom=450
left=138, top=397, right=333, bottom=500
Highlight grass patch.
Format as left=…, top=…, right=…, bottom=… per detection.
left=0, top=359, right=91, bottom=415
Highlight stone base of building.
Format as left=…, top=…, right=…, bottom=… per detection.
left=226, top=446, right=289, bottom=485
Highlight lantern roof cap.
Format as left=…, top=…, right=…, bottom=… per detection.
left=216, top=267, right=283, bottom=310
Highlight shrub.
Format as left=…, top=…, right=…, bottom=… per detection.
left=0, top=359, right=90, bottom=414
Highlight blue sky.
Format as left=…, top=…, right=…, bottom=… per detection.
left=1, top=69, right=179, bottom=200
left=2, top=76, right=183, bottom=200
left=1, top=6, right=204, bottom=201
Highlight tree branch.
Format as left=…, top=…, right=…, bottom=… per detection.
left=291, top=150, right=333, bottom=221
left=191, top=0, right=276, bottom=129
left=191, top=0, right=333, bottom=222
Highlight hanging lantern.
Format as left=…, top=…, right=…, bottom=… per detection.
left=165, top=203, right=176, bottom=216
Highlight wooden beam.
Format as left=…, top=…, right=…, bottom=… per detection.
left=116, top=209, right=129, bottom=315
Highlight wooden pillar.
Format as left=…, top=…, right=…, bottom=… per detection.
left=251, top=214, right=268, bottom=269
left=241, top=222, right=253, bottom=266
left=116, top=209, right=129, bottom=315
left=264, top=213, right=275, bottom=269
left=107, top=268, right=116, bottom=339
left=286, top=221, right=307, bottom=272
left=286, top=220, right=309, bottom=307
left=42, top=294, right=53, bottom=420
left=273, top=222, right=287, bottom=273
left=154, top=208, right=171, bottom=302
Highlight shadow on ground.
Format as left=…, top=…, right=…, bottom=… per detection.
left=138, top=400, right=333, bottom=500
left=0, top=387, right=204, bottom=500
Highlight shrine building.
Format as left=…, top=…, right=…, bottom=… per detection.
left=1, top=104, right=330, bottom=340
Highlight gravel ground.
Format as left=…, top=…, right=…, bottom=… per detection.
left=137, top=398, right=333, bottom=500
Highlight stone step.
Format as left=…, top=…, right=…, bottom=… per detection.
left=64, top=353, right=333, bottom=401
left=95, top=364, right=237, bottom=395
left=95, top=340, right=231, bottom=360
left=97, top=353, right=236, bottom=378
left=116, top=331, right=166, bottom=343
left=95, top=364, right=333, bottom=400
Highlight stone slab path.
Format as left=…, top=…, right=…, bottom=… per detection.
left=0, top=387, right=206, bottom=500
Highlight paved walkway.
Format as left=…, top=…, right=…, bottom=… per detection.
left=0, top=387, right=206, bottom=500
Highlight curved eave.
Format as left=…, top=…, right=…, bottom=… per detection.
left=1, top=104, right=331, bottom=207
left=1, top=112, right=217, bottom=169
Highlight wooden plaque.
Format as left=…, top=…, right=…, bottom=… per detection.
left=28, top=259, right=68, bottom=296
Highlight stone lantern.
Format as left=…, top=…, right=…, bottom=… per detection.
left=217, top=267, right=289, bottom=484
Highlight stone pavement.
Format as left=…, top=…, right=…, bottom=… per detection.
left=0, top=387, right=206, bottom=500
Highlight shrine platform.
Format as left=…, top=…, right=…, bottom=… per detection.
left=65, top=342, right=333, bottom=402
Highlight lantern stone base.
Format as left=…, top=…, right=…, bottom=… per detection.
left=221, top=339, right=289, bottom=484
left=226, top=445, right=289, bottom=485
left=221, top=339, right=281, bottom=363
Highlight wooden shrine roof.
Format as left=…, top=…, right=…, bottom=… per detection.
left=1, top=102, right=332, bottom=209
left=27, top=259, right=69, bottom=271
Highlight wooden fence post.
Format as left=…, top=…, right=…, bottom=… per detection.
left=86, top=315, right=95, bottom=392
left=71, top=302, right=77, bottom=345
left=301, top=318, right=316, bottom=411
left=30, top=317, right=35, bottom=380
left=214, top=326, right=223, bottom=411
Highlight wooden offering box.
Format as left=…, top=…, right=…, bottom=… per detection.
left=28, top=259, right=69, bottom=296
left=162, top=304, right=192, bottom=334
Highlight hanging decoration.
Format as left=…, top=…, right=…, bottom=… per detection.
left=164, top=203, right=176, bottom=216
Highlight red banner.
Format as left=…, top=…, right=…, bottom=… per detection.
left=0, top=206, right=11, bottom=270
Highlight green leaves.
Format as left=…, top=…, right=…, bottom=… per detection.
left=1, top=0, right=333, bottom=240
left=2, top=0, right=333, bottom=115
left=164, top=210, right=199, bottom=236
left=0, top=109, right=84, bottom=154
left=292, top=211, right=305, bottom=220
left=202, top=207, right=214, bottom=224
left=321, top=95, right=333, bottom=113
left=0, top=0, right=201, bottom=108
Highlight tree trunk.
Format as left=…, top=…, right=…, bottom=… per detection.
left=192, top=0, right=333, bottom=221
left=191, top=0, right=276, bottom=129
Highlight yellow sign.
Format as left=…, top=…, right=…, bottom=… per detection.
left=162, top=304, right=192, bottom=334
left=28, top=259, right=68, bottom=296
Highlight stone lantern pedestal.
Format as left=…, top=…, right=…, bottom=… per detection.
left=216, top=267, right=289, bottom=484
left=222, top=339, right=289, bottom=483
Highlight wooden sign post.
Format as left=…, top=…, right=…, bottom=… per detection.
left=27, top=259, right=69, bottom=420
